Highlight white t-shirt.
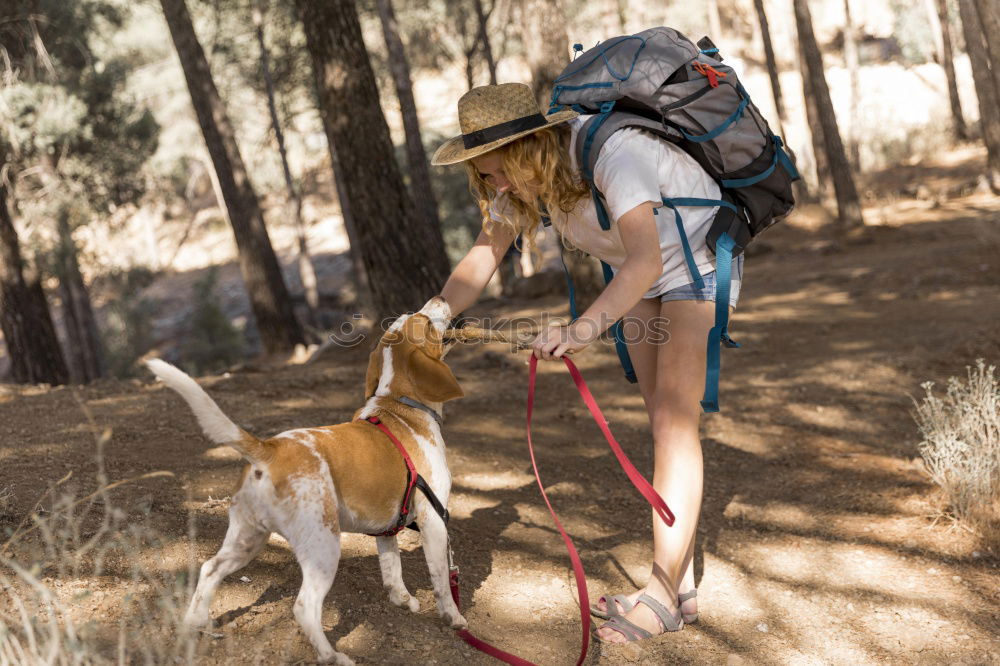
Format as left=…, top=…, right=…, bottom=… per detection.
left=494, top=115, right=724, bottom=299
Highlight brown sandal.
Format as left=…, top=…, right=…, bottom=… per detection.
left=679, top=588, right=698, bottom=624
left=591, top=588, right=697, bottom=622
left=594, top=593, right=683, bottom=643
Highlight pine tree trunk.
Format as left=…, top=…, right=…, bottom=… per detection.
left=615, top=0, right=628, bottom=32
left=958, top=0, right=1000, bottom=191
left=843, top=0, right=861, bottom=168
left=797, top=27, right=830, bottom=202
left=753, top=0, right=787, bottom=131
left=936, top=0, right=968, bottom=140
left=0, top=181, right=68, bottom=385
left=253, top=5, right=319, bottom=332
left=160, top=0, right=305, bottom=353
left=375, top=0, right=443, bottom=241
left=328, top=147, right=371, bottom=304
left=973, top=0, right=1000, bottom=93
left=473, top=0, right=498, bottom=84
left=972, top=0, right=1000, bottom=184
left=753, top=0, right=810, bottom=203
left=55, top=209, right=104, bottom=383
left=522, top=0, right=569, bottom=108
left=295, top=0, right=451, bottom=322
left=793, top=0, right=864, bottom=230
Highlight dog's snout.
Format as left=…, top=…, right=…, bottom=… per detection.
left=420, top=296, right=452, bottom=332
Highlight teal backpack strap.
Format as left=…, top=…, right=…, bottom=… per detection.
left=700, top=232, right=741, bottom=413
left=600, top=259, right=638, bottom=383
left=543, top=213, right=580, bottom=321
left=586, top=185, right=637, bottom=383
left=660, top=197, right=739, bottom=289
left=558, top=247, right=581, bottom=321
left=659, top=197, right=741, bottom=413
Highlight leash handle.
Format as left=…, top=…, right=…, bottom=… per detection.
left=560, top=357, right=676, bottom=528
left=526, top=355, right=591, bottom=666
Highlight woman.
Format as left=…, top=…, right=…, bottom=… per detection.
left=432, top=82, right=742, bottom=644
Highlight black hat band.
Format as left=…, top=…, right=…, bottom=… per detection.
left=462, top=113, right=549, bottom=149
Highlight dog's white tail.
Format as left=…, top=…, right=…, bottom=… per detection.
left=145, top=358, right=268, bottom=464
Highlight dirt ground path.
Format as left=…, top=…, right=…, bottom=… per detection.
left=2, top=185, right=999, bottom=664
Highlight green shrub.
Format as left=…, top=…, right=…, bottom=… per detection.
left=180, top=267, right=245, bottom=375
left=101, top=266, right=156, bottom=378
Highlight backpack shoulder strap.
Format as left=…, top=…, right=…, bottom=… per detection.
left=574, top=111, right=679, bottom=184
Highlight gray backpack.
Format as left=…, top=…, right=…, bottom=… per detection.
left=548, top=26, right=800, bottom=411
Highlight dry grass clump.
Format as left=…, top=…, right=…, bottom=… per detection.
left=0, top=419, right=199, bottom=664
left=0, top=486, right=13, bottom=517
left=914, top=359, right=1000, bottom=546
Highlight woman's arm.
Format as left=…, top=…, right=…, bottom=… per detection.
left=533, top=201, right=662, bottom=359
left=439, top=225, right=517, bottom=316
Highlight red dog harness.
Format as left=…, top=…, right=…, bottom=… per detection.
left=360, top=415, right=448, bottom=536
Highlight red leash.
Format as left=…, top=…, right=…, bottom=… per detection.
left=450, top=355, right=675, bottom=665
left=557, top=357, right=676, bottom=529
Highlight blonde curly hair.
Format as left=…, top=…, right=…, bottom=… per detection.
left=463, top=123, right=588, bottom=258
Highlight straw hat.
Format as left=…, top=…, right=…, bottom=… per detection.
left=431, top=83, right=579, bottom=166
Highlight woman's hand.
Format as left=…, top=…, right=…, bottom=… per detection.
left=531, top=320, right=599, bottom=361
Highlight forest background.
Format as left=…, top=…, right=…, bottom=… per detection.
left=1, top=0, right=999, bottom=663
left=0, top=0, right=995, bottom=382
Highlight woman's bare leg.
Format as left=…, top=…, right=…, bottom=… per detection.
left=596, top=299, right=714, bottom=642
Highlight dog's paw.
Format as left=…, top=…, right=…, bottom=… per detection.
left=444, top=610, right=468, bottom=630
left=388, top=590, right=419, bottom=613
left=317, top=651, right=355, bottom=666
left=182, top=612, right=211, bottom=631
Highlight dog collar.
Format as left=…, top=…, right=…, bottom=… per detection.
left=398, top=396, right=443, bottom=426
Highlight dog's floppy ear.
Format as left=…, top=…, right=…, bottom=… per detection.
left=406, top=348, right=464, bottom=403
left=364, top=347, right=383, bottom=399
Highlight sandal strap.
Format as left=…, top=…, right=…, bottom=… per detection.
left=678, top=588, right=698, bottom=603
left=636, top=593, right=683, bottom=632
left=609, top=594, right=634, bottom=616
left=600, top=615, right=653, bottom=642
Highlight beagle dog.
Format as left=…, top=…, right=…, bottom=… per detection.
left=146, top=297, right=465, bottom=666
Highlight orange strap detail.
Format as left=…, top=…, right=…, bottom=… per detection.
left=693, top=61, right=726, bottom=88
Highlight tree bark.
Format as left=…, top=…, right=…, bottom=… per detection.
left=972, top=0, right=1000, bottom=185
left=752, top=0, right=787, bottom=131
left=843, top=0, right=861, bottom=168
left=793, top=0, right=864, bottom=230
left=253, top=4, right=319, bottom=332
left=973, top=0, right=1000, bottom=94
left=796, top=22, right=830, bottom=201
left=55, top=209, right=104, bottom=383
left=295, top=0, right=451, bottom=322
left=160, top=0, right=305, bottom=353
left=615, top=0, right=628, bottom=32
left=0, top=181, right=68, bottom=385
left=935, top=0, right=968, bottom=140
left=958, top=0, right=1000, bottom=191
left=375, top=0, right=443, bottom=245
left=452, top=1, right=480, bottom=90
left=522, top=0, right=569, bottom=108
left=473, top=0, right=498, bottom=84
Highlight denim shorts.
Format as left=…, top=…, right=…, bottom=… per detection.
left=656, top=254, right=743, bottom=307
